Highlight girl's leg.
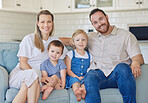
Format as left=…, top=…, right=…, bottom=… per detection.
left=27, top=78, right=40, bottom=103
left=72, top=82, right=81, bottom=102
left=81, top=84, right=86, bottom=99
left=12, top=82, right=27, bottom=103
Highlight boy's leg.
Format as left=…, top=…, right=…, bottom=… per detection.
left=81, top=83, right=86, bottom=99
left=46, top=75, right=60, bottom=87
left=42, top=86, right=54, bottom=100
left=72, top=82, right=82, bottom=102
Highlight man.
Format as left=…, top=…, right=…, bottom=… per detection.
left=60, top=8, right=144, bottom=103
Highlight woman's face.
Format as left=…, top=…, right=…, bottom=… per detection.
left=37, top=14, right=53, bottom=36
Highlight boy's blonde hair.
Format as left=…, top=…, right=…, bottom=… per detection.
left=72, top=29, right=88, bottom=49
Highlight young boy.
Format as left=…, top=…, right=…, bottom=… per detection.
left=40, top=40, right=66, bottom=100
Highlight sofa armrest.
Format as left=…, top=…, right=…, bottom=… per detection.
left=0, top=66, right=8, bottom=103
left=136, top=64, right=148, bottom=103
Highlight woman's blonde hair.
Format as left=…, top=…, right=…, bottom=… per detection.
left=35, top=10, right=55, bottom=52
left=72, top=29, right=88, bottom=49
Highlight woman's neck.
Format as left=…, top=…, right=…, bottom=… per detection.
left=42, top=33, right=49, bottom=41
left=75, top=49, right=85, bottom=56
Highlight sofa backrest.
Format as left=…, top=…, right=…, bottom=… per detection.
left=0, top=42, right=20, bottom=74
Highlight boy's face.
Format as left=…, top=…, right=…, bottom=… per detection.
left=48, top=45, right=63, bottom=61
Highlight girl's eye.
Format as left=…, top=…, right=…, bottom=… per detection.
left=51, top=50, right=54, bottom=53
left=76, top=39, right=79, bottom=41
left=82, top=39, right=86, bottom=41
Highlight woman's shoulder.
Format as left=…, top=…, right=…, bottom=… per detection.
left=22, top=33, right=35, bottom=42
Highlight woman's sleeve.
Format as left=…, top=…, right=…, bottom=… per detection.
left=17, top=35, right=33, bottom=58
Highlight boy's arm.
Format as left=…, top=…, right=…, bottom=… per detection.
left=60, top=69, right=66, bottom=89
left=41, top=71, right=50, bottom=84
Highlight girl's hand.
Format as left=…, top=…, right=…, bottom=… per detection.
left=77, top=76, right=84, bottom=81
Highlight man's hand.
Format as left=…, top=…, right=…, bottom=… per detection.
left=130, top=61, right=141, bottom=79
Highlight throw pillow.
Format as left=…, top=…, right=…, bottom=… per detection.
left=2, top=49, right=19, bottom=74
left=0, top=49, right=5, bottom=67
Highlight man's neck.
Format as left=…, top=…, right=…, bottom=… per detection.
left=101, top=26, right=113, bottom=36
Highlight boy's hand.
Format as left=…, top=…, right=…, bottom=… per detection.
left=41, top=77, right=53, bottom=84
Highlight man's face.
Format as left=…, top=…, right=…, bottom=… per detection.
left=90, top=11, right=110, bottom=35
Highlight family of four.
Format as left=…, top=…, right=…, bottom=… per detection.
left=9, top=8, right=144, bottom=103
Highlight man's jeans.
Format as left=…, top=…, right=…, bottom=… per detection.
left=84, top=63, right=136, bottom=103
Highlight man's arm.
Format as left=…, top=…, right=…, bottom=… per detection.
left=131, top=54, right=144, bottom=78
left=59, top=37, right=73, bottom=46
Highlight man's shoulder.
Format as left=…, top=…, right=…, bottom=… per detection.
left=88, top=32, right=98, bottom=38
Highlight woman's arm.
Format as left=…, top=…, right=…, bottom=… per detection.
left=60, top=69, right=66, bottom=89
left=19, top=57, right=32, bottom=70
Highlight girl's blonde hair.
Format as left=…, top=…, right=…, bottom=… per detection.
left=35, top=10, right=55, bottom=52
left=72, top=29, right=88, bottom=49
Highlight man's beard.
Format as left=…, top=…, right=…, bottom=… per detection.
left=97, top=20, right=110, bottom=34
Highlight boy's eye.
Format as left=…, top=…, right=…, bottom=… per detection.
left=76, top=39, right=79, bottom=41
left=57, top=52, right=60, bottom=54
left=51, top=50, right=54, bottom=53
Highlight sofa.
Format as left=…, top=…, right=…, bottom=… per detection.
left=0, top=42, right=148, bottom=103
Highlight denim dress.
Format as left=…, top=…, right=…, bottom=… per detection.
left=66, top=50, right=90, bottom=88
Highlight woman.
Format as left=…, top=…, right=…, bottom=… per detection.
left=9, top=10, right=68, bottom=103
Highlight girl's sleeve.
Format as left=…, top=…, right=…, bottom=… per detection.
left=89, top=53, right=93, bottom=63
left=17, top=35, right=33, bottom=58
left=66, top=50, right=73, bottom=59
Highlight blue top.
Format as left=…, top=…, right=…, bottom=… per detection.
left=40, top=58, right=67, bottom=79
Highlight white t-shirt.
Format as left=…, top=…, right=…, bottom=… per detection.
left=66, top=49, right=93, bottom=63
left=15, top=33, right=68, bottom=71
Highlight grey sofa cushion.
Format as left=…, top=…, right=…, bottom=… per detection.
left=6, top=88, right=69, bottom=103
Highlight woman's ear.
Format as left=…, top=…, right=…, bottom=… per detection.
left=36, top=21, right=39, bottom=27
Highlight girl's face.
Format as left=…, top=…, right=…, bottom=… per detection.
left=48, top=45, right=63, bottom=61
left=73, top=33, right=88, bottom=50
left=37, top=14, right=53, bottom=36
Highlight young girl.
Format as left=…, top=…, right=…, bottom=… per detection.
left=66, top=29, right=93, bottom=101
left=40, top=40, right=67, bottom=100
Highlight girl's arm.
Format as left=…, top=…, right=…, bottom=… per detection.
left=19, top=57, right=32, bottom=70
left=60, top=69, right=66, bottom=89
left=66, top=56, right=79, bottom=78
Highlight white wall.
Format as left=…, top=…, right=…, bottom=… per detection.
left=54, top=9, right=148, bottom=37
left=0, top=9, right=148, bottom=63
left=0, top=10, right=36, bottom=42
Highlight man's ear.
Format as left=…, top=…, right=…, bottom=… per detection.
left=106, top=14, right=109, bottom=20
